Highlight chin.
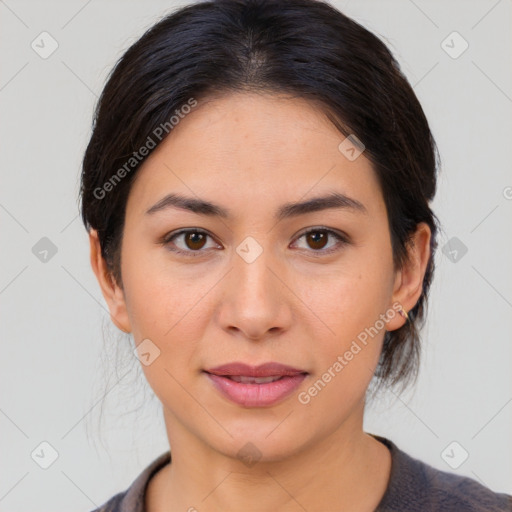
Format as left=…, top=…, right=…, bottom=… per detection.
left=200, top=416, right=314, bottom=465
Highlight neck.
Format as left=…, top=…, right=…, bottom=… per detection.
left=147, top=403, right=391, bottom=512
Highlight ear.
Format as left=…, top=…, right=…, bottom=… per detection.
left=386, top=222, right=432, bottom=331
left=89, top=229, right=132, bottom=334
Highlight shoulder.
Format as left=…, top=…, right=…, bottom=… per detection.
left=373, top=435, right=512, bottom=512
left=89, top=492, right=125, bottom=512
left=89, top=451, right=172, bottom=512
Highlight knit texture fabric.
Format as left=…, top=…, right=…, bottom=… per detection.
left=91, top=435, right=512, bottom=512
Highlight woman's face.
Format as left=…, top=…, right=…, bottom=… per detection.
left=93, top=92, right=427, bottom=463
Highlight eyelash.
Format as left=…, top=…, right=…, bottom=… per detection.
left=161, top=227, right=349, bottom=258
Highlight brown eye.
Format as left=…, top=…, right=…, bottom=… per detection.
left=184, top=231, right=207, bottom=250
left=305, top=230, right=329, bottom=250
left=163, top=229, right=220, bottom=257
left=293, top=228, right=348, bottom=255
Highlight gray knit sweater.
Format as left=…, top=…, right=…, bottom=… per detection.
left=90, top=435, right=512, bottom=511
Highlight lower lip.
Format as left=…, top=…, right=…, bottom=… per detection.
left=205, top=373, right=307, bottom=407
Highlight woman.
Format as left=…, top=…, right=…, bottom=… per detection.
left=80, top=0, right=512, bottom=510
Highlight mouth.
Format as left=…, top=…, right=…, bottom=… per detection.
left=223, top=375, right=286, bottom=384
left=203, top=362, right=308, bottom=407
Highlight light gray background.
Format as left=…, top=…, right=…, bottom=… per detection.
left=1, top=0, right=511, bottom=510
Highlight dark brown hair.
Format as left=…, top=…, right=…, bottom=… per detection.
left=80, top=0, right=441, bottom=392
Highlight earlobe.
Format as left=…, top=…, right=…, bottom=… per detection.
left=88, top=229, right=132, bottom=334
left=387, top=223, right=432, bottom=332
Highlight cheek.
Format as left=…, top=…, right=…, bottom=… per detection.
left=121, top=238, right=207, bottom=337
left=298, top=255, right=393, bottom=343
left=124, top=271, right=209, bottom=405
left=120, top=246, right=220, bottom=388
left=294, top=251, right=393, bottom=398
left=298, top=273, right=388, bottom=415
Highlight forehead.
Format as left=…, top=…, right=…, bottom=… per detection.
left=126, top=92, right=385, bottom=221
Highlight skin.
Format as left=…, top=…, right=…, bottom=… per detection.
left=90, top=91, right=431, bottom=511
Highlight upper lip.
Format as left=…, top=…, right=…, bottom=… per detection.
left=204, top=362, right=307, bottom=377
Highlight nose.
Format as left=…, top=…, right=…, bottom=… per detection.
left=216, top=239, right=293, bottom=341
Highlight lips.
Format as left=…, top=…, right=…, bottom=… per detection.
left=204, top=362, right=308, bottom=407
left=228, top=375, right=283, bottom=384
left=205, top=362, right=306, bottom=377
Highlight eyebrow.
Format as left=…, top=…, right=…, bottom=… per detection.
left=145, top=191, right=368, bottom=220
